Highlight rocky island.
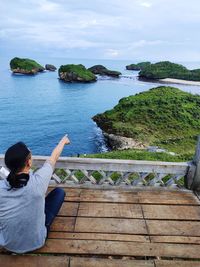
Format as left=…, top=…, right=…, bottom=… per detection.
left=10, top=57, right=45, bottom=74
left=58, top=64, right=97, bottom=82
left=93, top=86, right=200, bottom=154
left=126, top=61, right=151, bottom=71
left=88, top=65, right=121, bottom=77
left=139, top=61, right=200, bottom=82
left=45, top=64, right=57, bottom=71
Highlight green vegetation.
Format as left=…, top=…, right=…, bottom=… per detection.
left=139, top=61, right=200, bottom=81
left=10, top=57, right=44, bottom=74
left=93, top=86, right=200, bottom=154
left=126, top=61, right=151, bottom=71
left=83, top=149, right=193, bottom=162
left=59, top=64, right=97, bottom=82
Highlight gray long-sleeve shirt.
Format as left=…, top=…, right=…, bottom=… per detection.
left=0, top=161, right=54, bottom=253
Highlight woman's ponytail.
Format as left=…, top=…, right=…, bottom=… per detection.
left=7, top=169, right=17, bottom=190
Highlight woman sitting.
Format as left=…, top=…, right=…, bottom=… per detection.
left=0, top=135, right=70, bottom=253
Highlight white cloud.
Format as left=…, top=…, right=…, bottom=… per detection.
left=1, top=0, right=200, bottom=60
left=140, top=1, right=152, bottom=8
left=105, top=49, right=120, bottom=58
left=39, top=0, right=60, bottom=12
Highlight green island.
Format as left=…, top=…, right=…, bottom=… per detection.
left=10, top=57, right=44, bottom=74
left=139, top=61, right=200, bottom=81
left=88, top=65, right=121, bottom=77
left=58, top=64, right=97, bottom=82
left=93, top=86, right=200, bottom=158
left=126, top=61, right=151, bottom=71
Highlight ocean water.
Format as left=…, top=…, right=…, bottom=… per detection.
left=0, top=56, right=199, bottom=156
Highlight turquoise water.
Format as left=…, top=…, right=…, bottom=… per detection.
left=0, top=57, right=199, bottom=156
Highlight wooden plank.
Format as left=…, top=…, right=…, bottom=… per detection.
left=0, top=255, right=69, bottom=267
left=70, top=257, right=154, bottom=267
left=36, top=239, right=200, bottom=259
left=48, top=232, right=150, bottom=242
left=58, top=202, right=79, bottom=217
left=50, top=217, right=76, bottom=232
left=78, top=203, right=143, bottom=218
left=151, top=235, right=200, bottom=244
left=74, top=217, right=147, bottom=234
left=155, top=259, right=200, bottom=267
left=47, top=187, right=81, bottom=202
left=142, top=205, right=200, bottom=220
left=65, top=196, right=81, bottom=202
left=80, top=191, right=139, bottom=203
left=147, top=220, right=200, bottom=236
left=139, top=191, right=200, bottom=205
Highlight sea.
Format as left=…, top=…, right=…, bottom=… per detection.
left=0, top=56, right=200, bottom=156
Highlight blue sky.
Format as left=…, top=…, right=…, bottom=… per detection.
left=1, top=0, right=200, bottom=61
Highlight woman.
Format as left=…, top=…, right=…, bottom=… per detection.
left=0, top=134, right=70, bottom=253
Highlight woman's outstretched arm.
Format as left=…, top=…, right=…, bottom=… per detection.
left=49, top=135, right=70, bottom=167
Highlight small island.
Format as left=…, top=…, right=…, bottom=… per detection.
left=88, top=65, right=121, bottom=77
left=126, top=61, right=151, bottom=71
left=139, top=61, right=200, bottom=82
left=45, top=64, right=57, bottom=71
left=93, top=86, right=200, bottom=154
left=10, top=57, right=45, bottom=74
left=58, top=64, right=97, bottom=83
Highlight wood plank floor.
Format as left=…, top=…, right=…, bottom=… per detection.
left=1, top=186, right=200, bottom=266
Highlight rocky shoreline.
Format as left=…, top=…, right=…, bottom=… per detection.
left=103, top=132, right=146, bottom=150
left=103, top=132, right=176, bottom=155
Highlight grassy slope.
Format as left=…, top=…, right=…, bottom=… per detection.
left=83, top=149, right=193, bottom=162
left=93, top=86, right=200, bottom=154
left=59, top=64, right=96, bottom=81
left=139, top=61, right=200, bottom=81
left=10, top=57, right=44, bottom=71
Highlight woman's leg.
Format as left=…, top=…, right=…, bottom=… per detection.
left=45, top=188, right=66, bottom=235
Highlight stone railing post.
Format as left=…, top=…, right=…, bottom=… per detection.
left=187, top=136, right=200, bottom=191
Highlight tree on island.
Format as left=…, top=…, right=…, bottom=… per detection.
left=139, top=61, right=200, bottom=81
left=58, top=64, right=97, bottom=83
left=10, top=57, right=44, bottom=74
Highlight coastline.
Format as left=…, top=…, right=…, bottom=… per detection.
left=103, top=132, right=146, bottom=150
left=159, top=78, right=200, bottom=86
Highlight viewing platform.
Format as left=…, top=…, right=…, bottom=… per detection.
left=0, top=138, right=200, bottom=266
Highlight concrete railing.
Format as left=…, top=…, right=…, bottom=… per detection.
left=0, top=137, right=199, bottom=189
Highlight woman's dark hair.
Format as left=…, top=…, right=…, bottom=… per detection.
left=4, top=142, right=31, bottom=190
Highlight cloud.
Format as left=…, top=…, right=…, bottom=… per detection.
left=105, top=49, right=120, bottom=58
left=1, top=0, right=200, bottom=60
left=140, top=1, right=152, bottom=8
left=39, top=0, right=60, bottom=12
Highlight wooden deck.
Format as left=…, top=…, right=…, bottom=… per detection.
left=1, top=186, right=200, bottom=266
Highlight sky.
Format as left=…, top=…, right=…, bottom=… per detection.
left=1, top=0, right=200, bottom=61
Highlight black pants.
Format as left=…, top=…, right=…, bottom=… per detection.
left=45, top=188, right=66, bottom=236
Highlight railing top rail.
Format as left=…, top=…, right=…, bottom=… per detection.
left=0, top=154, right=189, bottom=175
left=0, top=154, right=190, bottom=167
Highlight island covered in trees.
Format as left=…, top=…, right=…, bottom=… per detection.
left=93, top=86, right=200, bottom=155
left=58, top=64, right=97, bottom=82
left=138, top=61, right=200, bottom=81
left=10, top=57, right=45, bottom=74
